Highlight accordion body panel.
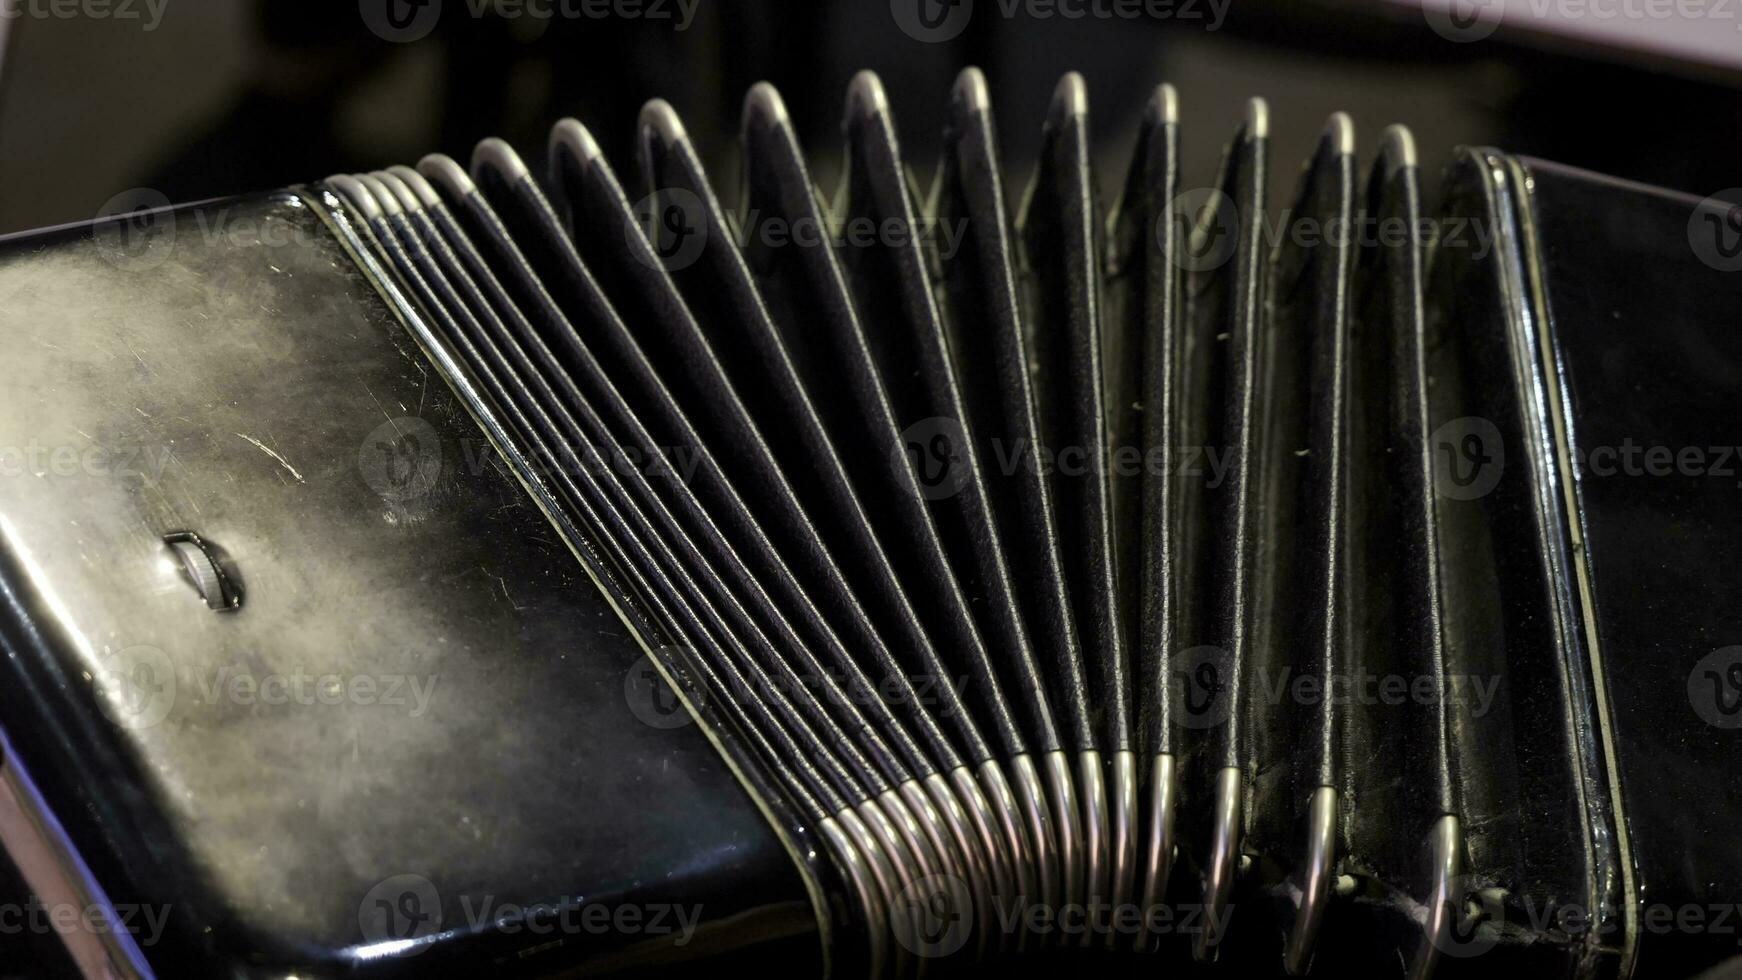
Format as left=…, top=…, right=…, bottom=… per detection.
left=0, top=193, right=834, bottom=977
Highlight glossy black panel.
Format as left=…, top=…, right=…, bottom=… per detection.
left=0, top=193, right=825, bottom=978
left=1526, top=158, right=1742, bottom=980
left=1424, top=150, right=1627, bottom=978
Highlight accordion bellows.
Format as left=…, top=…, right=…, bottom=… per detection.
left=321, top=67, right=1628, bottom=978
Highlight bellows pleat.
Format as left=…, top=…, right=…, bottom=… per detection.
left=328, top=68, right=1462, bottom=977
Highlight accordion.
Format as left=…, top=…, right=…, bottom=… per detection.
left=0, top=66, right=1738, bottom=980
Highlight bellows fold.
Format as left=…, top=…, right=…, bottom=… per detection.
left=328, top=67, right=1465, bottom=978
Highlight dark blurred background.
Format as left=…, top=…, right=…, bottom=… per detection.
left=0, top=1, right=1739, bottom=976
left=0, top=0, right=1740, bottom=240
